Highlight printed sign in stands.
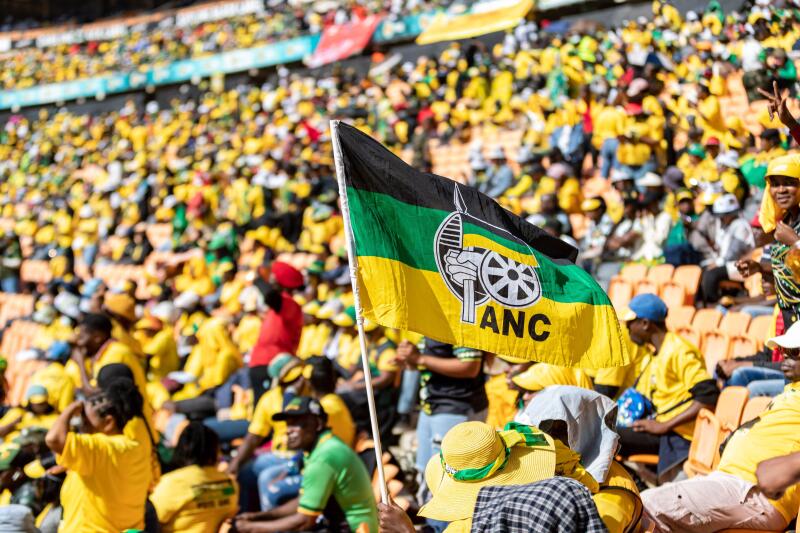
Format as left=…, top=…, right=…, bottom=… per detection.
left=306, top=14, right=383, bottom=69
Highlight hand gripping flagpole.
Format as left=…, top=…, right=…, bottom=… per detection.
left=330, top=120, right=389, bottom=504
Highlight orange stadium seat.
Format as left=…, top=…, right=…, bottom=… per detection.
left=666, top=306, right=695, bottom=331
left=702, top=332, right=731, bottom=373
left=646, top=264, right=674, bottom=288
left=747, top=314, right=773, bottom=349
left=729, top=336, right=757, bottom=359
left=672, top=265, right=702, bottom=299
left=683, top=409, right=723, bottom=478
left=740, top=396, right=772, bottom=424
left=635, top=280, right=659, bottom=296
left=676, top=327, right=701, bottom=349
left=714, top=386, right=749, bottom=434
left=718, top=312, right=751, bottom=337
left=618, top=264, right=648, bottom=284
left=661, top=282, right=687, bottom=309
left=20, top=260, right=52, bottom=285
left=0, top=294, right=34, bottom=326
left=608, top=279, right=633, bottom=311
left=692, top=309, right=723, bottom=336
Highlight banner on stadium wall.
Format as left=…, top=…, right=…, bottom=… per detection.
left=372, top=11, right=440, bottom=43
left=415, top=0, right=534, bottom=45
left=0, top=35, right=318, bottom=110
left=306, top=14, right=382, bottom=68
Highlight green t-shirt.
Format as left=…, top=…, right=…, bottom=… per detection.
left=298, top=431, right=378, bottom=532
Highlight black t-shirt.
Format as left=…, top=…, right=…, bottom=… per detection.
left=418, top=338, right=488, bottom=415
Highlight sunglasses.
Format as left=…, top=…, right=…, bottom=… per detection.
left=781, top=347, right=800, bottom=360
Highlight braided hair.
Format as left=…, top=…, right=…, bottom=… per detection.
left=94, top=377, right=144, bottom=431
left=173, top=422, right=219, bottom=468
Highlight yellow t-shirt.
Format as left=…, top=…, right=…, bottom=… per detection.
left=248, top=386, right=288, bottom=451
left=718, top=382, right=800, bottom=521
left=319, top=393, right=355, bottom=447
left=593, top=329, right=651, bottom=399
left=594, top=461, right=640, bottom=533
left=57, top=420, right=154, bottom=532
left=143, top=328, right=179, bottom=380
left=30, top=362, right=75, bottom=413
left=635, top=332, right=708, bottom=440
left=151, top=465, right=238, bottom=533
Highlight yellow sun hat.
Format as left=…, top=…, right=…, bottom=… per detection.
left=419, top=421, right=556, bottom=522
left=511, top=363, right=593, bottom=392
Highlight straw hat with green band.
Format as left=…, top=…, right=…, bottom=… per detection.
left=419, top=421, right=555, bottom=522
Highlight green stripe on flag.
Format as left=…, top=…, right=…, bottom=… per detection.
left=347, top=187, right=612, bottom=306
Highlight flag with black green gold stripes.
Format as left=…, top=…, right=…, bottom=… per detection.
left=332, top=121, right=629, bottom=368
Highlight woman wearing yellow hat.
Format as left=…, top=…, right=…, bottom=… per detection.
left=741, top=154, right=800, bottom=326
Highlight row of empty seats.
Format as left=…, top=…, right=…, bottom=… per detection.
left=609, top=264, right=702, bottom=310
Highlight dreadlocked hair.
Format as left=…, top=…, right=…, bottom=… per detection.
left=96, top=377, right=144, bottom=431
left=174, top=421, right=220, bottom=468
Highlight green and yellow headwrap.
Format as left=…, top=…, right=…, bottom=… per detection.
left=439, top=422, right=549, bottom=482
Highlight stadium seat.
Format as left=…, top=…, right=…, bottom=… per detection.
left=0, top=294, right=34, bottom=327
left=666, top=306, right=695, bottom=331
left=661, top=282, right=687, bottom=310
left=608, top=279, right=633, bottom=311
left=635, top=280, right=659, bottom=296
left=618, top=264, right=648, bottom=284
left=702, top=332, right=731, bottom=373
left=20, top=260, right=52, bottom=285
left=747, top=314, right=773, bottom=349
left=740, top=396, right=772, bottom=424
left=714, top=386, right=749, bottom=434
left=645, top=264, right=674, bottom=288
left=672, top=265, right=702, bottom=299
left=682, top=409, right=723, bottom=478
left=728, top=336, right=757, bottom=359
left=676, top=327, right=701, bottom=349
left=718, top=312, right=751, bottom=337
left=692, top=309, right=723, bottom=336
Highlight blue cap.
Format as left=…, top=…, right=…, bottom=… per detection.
left=621, top=293, right=668, bottom=322
left=46, top=341, right=71, bottom=362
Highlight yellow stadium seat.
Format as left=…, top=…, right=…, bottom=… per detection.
left=676, top=327, right=701, bottom=350
left=728, top=336, right=757, bottom=359
left=635, top=280, right=659, bottom=296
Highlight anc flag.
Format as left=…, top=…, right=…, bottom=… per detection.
left=333, top=122, right=628, bottom=368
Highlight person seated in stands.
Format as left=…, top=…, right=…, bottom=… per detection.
left=152, top=422, right=238, bottom=532
left=616, top=294, right=718, bottom=483
left=226, top=354, right=307, bottom=512
left=515, top=386, right=642, bottom=533
left=231, top=397, right=378, bottom=533
left=642, top=319, right=800, bottom=531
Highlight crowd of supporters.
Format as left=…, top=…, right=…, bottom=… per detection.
left=0, top=0, right=459, bottom=90
left=3, top=0, right=800, bottom=531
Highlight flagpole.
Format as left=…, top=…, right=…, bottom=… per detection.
left=329, top=119, right=389, bottom=504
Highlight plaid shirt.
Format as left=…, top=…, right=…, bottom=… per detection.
left=470, top=477, right=608, bottom=533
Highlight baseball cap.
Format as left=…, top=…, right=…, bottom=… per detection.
left=638, top=172, right=663, bottom=187
left=272, top=396, right=328, bottom=424
left=619, top=293, right=668, bottom=322
left=766, top=320, right=800, bottom=350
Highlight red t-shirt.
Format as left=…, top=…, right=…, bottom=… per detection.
left=249, top=292, right=303, bottom=367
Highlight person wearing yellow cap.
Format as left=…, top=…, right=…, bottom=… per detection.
left=510, top=363, right=593, bottom=404
left=226, top=354, right=308, bottom=512
left=738, top=154, right=800, bottom=327
left=616, top=294, right=717, bottom=483
left=0, top=384, right=59, bottom=443
left=103, top=291, right=145, bottom=359
left=135, top=315, right=179, bottom=381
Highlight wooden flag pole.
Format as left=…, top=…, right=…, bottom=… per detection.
left=330, top=119, right=389, bottom=504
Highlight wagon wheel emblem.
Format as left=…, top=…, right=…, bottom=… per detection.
left=479, top=251, right=540, bottom=308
